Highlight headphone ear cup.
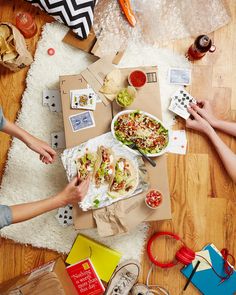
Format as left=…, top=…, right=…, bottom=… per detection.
left=176, top=246, right=196, bottom=265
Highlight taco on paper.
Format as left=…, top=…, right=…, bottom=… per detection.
left=76, top=151, right=97, bottom=180
left=109, top=157, right=138, bottom=198
left=93, top=146, right=115, bottom=187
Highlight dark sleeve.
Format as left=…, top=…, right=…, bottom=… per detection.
left=0, top=205, right=12, bottom=229
left=0, top=107, right=6, bottom=130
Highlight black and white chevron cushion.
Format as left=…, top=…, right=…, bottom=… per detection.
left=26, top=0, right=96, bottom=39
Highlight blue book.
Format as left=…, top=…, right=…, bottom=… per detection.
left=181, top=244, right=236, bottom=295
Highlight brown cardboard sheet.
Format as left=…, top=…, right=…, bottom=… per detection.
left=60, top=62, right=172, bottom=233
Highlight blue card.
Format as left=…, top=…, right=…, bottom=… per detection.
left=69, top=111, right=95, bottom=132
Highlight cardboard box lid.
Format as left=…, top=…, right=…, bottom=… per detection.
left=60, top=63, right=172, bottom=231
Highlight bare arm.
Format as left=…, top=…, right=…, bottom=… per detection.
left=2, top=120, right=56, bottom=164
left=206, top=128, right=236, bottom=182
left=186, top=107, right=236, bottom=183
left=190, top=101, right=236, bottom=137
left=10, top=176, right=90, bottom=224
left=212, top=120, right=236, bottom=137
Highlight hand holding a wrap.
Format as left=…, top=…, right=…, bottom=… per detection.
left=56, top=175, right=90, bottom=206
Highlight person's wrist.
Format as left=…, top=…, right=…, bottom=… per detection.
left=204, top=124, right=215, bottom=138
left=52, top=192, right=68, bottom=208
left=210, top=118, right=220, bottom=129
left=21, top=132, right=33, bottom=146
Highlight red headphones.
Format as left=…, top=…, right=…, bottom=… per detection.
left=147, top=232, right=196, bottom=268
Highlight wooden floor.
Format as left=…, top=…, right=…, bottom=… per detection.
left=0, top=1, right=236, bottom=294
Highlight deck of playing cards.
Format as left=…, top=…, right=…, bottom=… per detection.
left=168, top=67, right=191, bottom=85
left=70, top=88, right=97, bottom=110
left=169, top=88, right=197, bottom=119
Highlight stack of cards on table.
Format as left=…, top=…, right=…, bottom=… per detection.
left=70, top=88, right=97, bottom=110
left=42, top=89, right=62, bottom=112
left=169, top=88, right=197, bottom=119
left=168, top=67, right=191, bottom=85
left=168, top=130, right=187, bottom=155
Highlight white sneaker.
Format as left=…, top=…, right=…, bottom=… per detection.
left=105, top=260, right=140, bottom=295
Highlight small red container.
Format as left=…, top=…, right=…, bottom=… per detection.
left=145, top=189, right=163, bottom=209
left=128, top=70, right=147, bottom=88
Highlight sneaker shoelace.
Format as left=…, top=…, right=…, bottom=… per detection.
left=112, top=271, right=136, bottom=295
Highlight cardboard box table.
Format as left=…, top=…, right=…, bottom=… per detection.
left=59, top=60, right=172, bottom=231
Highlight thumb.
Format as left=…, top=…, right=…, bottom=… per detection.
left=70, top=176, right=78, bottom=187
left=39, top=149, right=53, bottom=162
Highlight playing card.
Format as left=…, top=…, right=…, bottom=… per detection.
left=69, top=111, right=95, bottom=132
left=168, top=67, right=191, bottom=85
left=51, top=131, right=66, bottom=150
left=70, top=88, right=97, bottom=110
left=42, top=89, right=61, bottom=113
left=48, top=90, right=62, bottom=112
left=87, top=84, right=102, bottom=103
left=55, top=205, right=73, bottom=227
left=169, top=88, right=197, bottom=119
left=42, top=89, right=52, bottom=106
left=167, top=130, right=187, bottom=155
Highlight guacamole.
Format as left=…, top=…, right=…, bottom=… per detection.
left=116, top=87, right=135, bottom=107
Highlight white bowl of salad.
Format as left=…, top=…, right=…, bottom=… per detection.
left=111, top=110, right=170, bottom=157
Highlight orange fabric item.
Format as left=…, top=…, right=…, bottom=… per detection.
left=118, top=0, right=136, bottom=27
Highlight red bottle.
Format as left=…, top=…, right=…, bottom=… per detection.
left=186, top=35, right=216, bottom=61
left=16, top=12, right=37, bottom=38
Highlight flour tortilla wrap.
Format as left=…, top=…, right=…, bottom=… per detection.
left=108, top=157, right=139, bottom=199
left=76, top=152, right=97, bottom=180
left=93, top=146, right=115, bottom=187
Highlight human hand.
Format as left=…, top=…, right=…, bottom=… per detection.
left=56, top=175, right=90, bottom=206
left=25, top=135, right=57, bottom=164
left=186, top=106, right=213, bottom=135
left=189, top=100, right=218, bottom=127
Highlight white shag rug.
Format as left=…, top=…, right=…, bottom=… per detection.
left=0, top=23, right=189, bottom=259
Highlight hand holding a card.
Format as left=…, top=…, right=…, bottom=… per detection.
left=186, top=105, right=213, bottom=135
left=186, top=101, right=236, bottom=183
left=189, top=100, right=222, bottom=129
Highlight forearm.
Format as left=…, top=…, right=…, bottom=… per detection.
left=207, top=128, right=236, bottom=182
left=10, top=195, right=66, bottom=224
left=213, top=120, right=236, bottom=137
left=2, top=120, right=31, bottom=145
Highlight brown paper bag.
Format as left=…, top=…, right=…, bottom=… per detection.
left=93, top=195, right=152, bottom=237
left=0, top=22, right=33, bottom=72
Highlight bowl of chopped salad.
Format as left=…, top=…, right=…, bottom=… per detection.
left=111, top=110, right=169, bottom=157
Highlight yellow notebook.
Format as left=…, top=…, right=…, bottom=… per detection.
left=66, top=234, right=122, bottom=282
